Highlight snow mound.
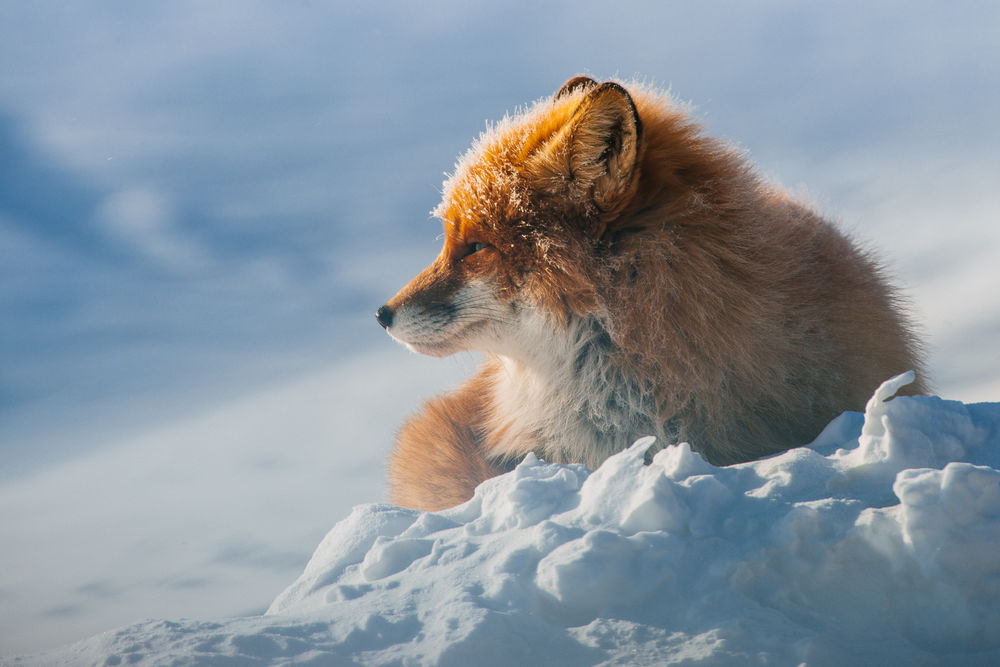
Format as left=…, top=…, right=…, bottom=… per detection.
left=21, top=374, right=1000, bottom=665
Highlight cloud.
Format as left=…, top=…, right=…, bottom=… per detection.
left=95, top=186, right=210, bottom=273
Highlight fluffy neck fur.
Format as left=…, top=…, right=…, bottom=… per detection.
left=484, top=311, right=665, bottom=469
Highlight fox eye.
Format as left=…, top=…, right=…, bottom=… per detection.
left=461, top=241, right=489, bottom=259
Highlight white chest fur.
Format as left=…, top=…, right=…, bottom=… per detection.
left=484, top=313, right=665, bottom=468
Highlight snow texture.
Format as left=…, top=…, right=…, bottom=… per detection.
left=18, top=374, right=1000, bottom=666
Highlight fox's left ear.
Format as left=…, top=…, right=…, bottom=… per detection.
left=528, top=81, right=642, bottom=230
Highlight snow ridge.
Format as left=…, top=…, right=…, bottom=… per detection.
left=22, top=375, right=1000, bottom=666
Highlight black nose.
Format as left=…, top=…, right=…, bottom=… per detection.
left=375, top=305, right=394, bottom=329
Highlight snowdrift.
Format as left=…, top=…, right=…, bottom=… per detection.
left=21, top=374, right=1000, bottom=665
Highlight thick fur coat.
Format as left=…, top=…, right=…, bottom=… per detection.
left=377, top=77, right=925, bottom=510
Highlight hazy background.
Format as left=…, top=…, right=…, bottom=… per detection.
left=2, top=0, right=998, bottom=655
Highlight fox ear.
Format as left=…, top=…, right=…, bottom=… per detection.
left=530, top=82, right=642, bottom=228
left=554, top=75, right=597, bottom=99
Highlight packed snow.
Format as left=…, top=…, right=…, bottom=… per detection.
left=16, top=372, right=1000, bottom=666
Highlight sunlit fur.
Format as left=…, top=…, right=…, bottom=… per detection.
left=380, top=77, right=926, bottom=511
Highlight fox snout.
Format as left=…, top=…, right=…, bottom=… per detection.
left=376, top=258, right=513, bottom=357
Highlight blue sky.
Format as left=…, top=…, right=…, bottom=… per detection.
left=2, top=2, right=998, bottom=471
left=1, top=1, right=999, bottom=654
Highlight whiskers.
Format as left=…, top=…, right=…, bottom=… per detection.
left=397, top=290, right=511, bottom=349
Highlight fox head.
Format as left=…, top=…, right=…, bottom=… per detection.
left=376, top=77, right=643, bottom=360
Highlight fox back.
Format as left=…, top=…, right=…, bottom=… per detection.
left=377, top=77, right=925, bottom=510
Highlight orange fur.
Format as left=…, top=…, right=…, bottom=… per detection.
left=388, top=366, right=509, bottom=510
left=378, top=77, right=926, bottom=511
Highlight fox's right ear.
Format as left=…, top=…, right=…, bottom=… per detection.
left=529, top=81, right=643, bottom=230
left=554, top=75, right=597, bottom=100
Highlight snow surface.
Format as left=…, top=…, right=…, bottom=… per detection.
left=17, top=373, right=1000, bottom=666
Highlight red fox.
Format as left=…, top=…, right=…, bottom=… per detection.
left=377, top=76, right=925, bottom=511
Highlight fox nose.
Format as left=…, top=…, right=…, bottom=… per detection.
left=375, top=304, right=394, bottom=329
